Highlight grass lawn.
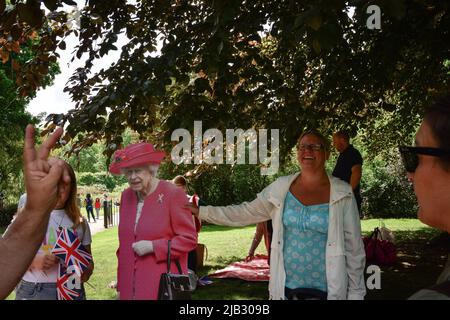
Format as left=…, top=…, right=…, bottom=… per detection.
left=4, top=218, right=449, bottom=300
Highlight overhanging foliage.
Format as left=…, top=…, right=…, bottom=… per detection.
left=1, top=0, right=449, bottom=162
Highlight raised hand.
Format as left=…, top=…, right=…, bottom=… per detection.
left=23, top=125, right=69, bottom=215
left=0, top=125, right=72, bottom=300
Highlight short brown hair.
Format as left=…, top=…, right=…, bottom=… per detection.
left=172, top=175, right=187, bottom=186
left=333, top=131, right=350, bottom=141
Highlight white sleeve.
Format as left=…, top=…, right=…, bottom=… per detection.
left=80, top=219, right=92, bottom=246
left=199, top=188, right=275, bottom=227
left=17, top=193, right=27, bottom=210
left=343, top=194, right=366, bottom=300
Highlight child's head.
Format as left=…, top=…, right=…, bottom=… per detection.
left=55, top=162, right=83, bottom=227
left=172, top=175, right=187, bottom=191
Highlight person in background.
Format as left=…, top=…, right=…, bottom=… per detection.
left=399, top=96, right=450, bottom=299
left=332, top=132, right=363, bottom=218
left=84, top=193, right=96, bottom=223
left=103, top=194, right=109, bottom=227
left=110, top=143, right=197, bottom=300
left=245, top=221, right=273, bottom=265
left=188, top=130, right=366, bottom=300
left=0, top=125, right=70, bottom=300
left=172, top=175, right=204, bottom=273
left=14, top=162, right=94, bottom=300
left=94, top=197, right=101, bottom=220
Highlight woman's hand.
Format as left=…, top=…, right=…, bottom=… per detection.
left=31, top=253, right=59, bottom=270
left=132, top=240, right=154, bottom=256
left=244, top=253, right=255, bottom=262
left=185, top=204, right=199, bottom=217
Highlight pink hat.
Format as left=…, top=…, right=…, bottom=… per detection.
left=109, top=142, right=166, bottom=175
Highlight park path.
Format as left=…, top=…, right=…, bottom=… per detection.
left=87, top=216, right=117, bottom=236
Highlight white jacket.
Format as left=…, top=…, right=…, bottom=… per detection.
left=199, top=173, right=366, bottom=300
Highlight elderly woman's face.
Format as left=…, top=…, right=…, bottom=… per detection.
left=122, top=166, right=153, bottom=194
left=409, top=121, right=450, bottom=232
left=296, top=134, right=329, bottom=172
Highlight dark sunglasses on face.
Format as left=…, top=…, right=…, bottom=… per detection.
left=398, top=146, right=450, bottom=173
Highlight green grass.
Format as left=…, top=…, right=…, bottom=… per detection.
left=4, top=218, right=449, bottom=300
left=84, top=228, right=119, bottom=300
left=360, top=218, right=432, bottom=233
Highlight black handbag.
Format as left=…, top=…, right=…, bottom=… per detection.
left=157, top=240, right=192, bottom=300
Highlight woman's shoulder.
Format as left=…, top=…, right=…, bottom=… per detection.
left=329, top=175, right=353, bottom=192
left=257, top=173, right=298, bottom=200
left=76, top=217, right=92, bottom=243
left=79, top=216, right=90, bottom=229
left=267, top=173, right=299, bottom=189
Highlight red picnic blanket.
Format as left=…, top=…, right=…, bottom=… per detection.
left=209, top=254, right=270, bottom=282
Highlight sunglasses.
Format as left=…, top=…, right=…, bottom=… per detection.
left=398, top=146, right=450, bottom=173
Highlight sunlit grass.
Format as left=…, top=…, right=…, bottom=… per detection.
left=4, top=218, right=444, bottom=300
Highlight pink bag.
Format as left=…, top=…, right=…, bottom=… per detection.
left=363, top=227, right=397, bottom=266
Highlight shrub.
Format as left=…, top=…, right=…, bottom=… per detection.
left=0, top=204, right=17, bottom=227
left=77, top=172, right=127, bottom=192
left=361, top=155, right=418, bottom=218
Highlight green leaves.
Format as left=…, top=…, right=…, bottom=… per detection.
left=294, top=8, right=322, bottom=31
left=17, top=1, right=44, bottom=28
left=43, top=0, right=59, bottom=11
left=1, top=0, right=448, bottom=163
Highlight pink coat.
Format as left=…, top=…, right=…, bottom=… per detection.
left=117, top=180, right=197, bottom=300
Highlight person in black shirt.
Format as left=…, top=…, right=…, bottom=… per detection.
left=332, top=132, right=363, bottom=217
left=102, top=194, right=109, bottom=227
left=85, top=193, right=96, bottom=223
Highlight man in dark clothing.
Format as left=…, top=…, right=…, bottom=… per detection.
left=332, top=132, right=363, bottom=217
left=103, top=194, right=109, bottom=228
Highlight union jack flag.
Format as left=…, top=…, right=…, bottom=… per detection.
left=56, top=264, right=82, bottom=300
left=52, top=228, right=92, bottom=300
left=52, top=227, right=92, bottom=275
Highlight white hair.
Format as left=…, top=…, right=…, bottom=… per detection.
left=148, top=164, right=160, bottom=177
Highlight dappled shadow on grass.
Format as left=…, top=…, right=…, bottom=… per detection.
left=193, top=278, right=269, bottom=300
left=365, top=229, right=449, bottom=300
left=193, top=254, right=269, bottom=300
left=192, top=271, right=269, bottom=300
left=194, top=228, right=449, bottom=300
